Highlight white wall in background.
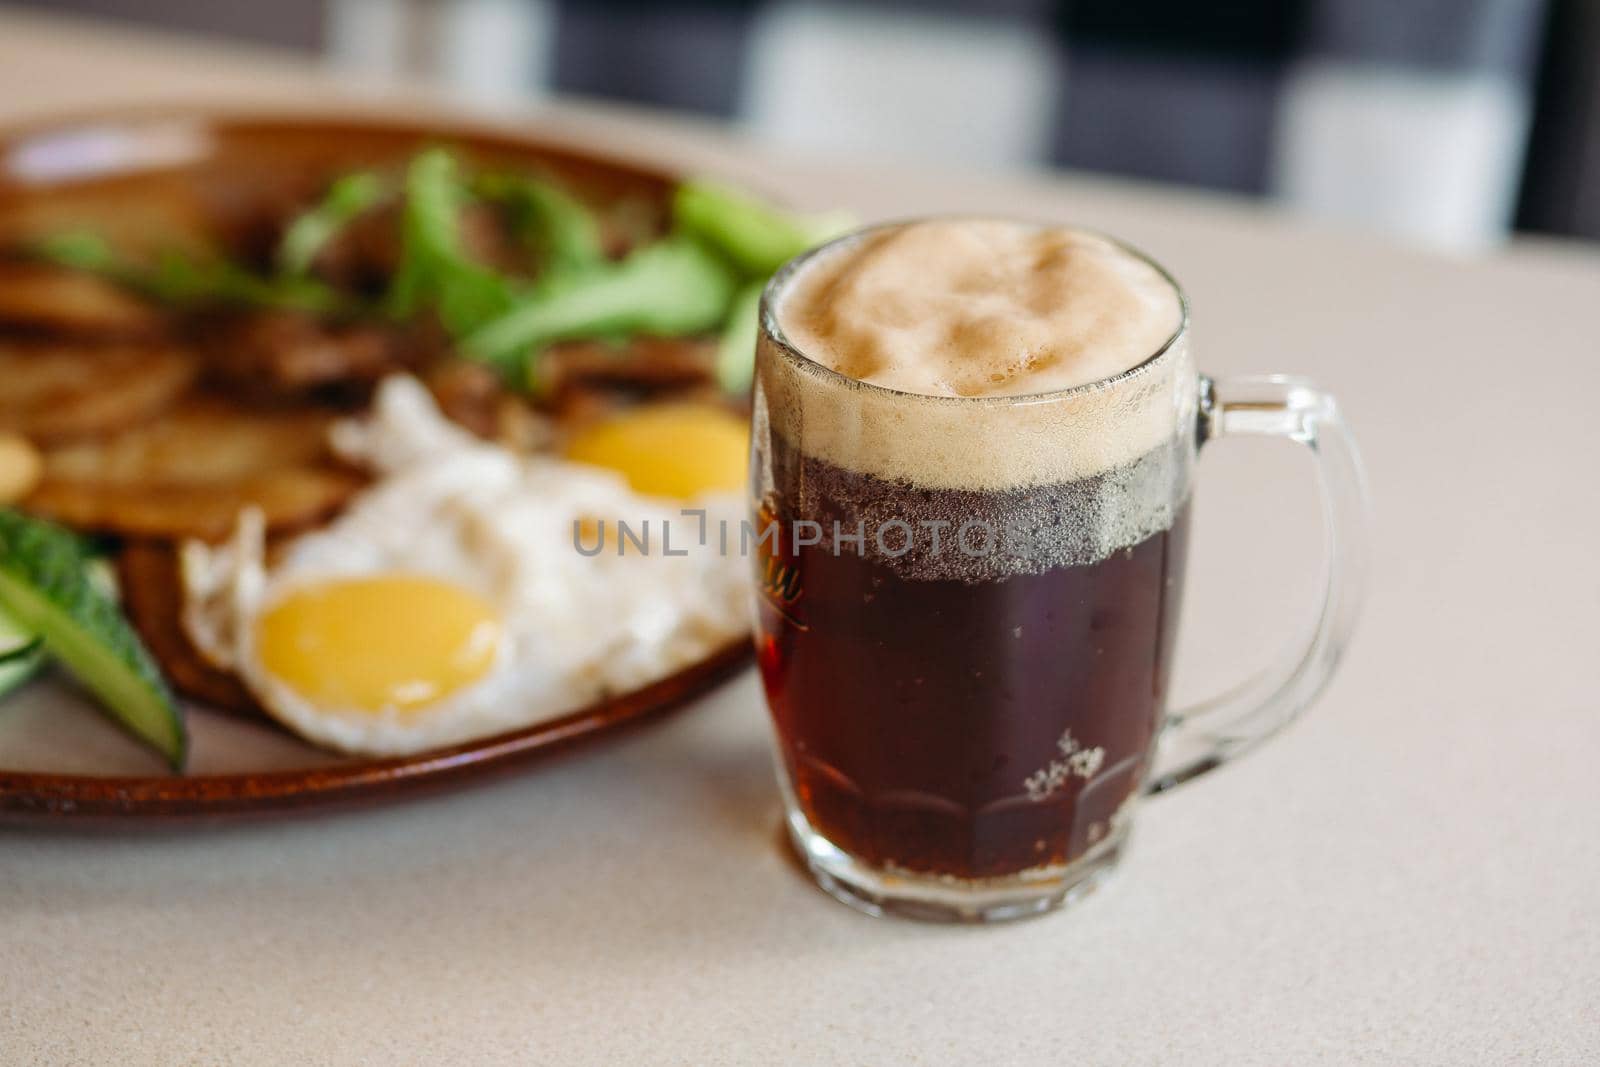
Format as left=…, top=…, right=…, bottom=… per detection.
left=743, top=2, right=1056, bottom=169
left=1273, top=60, right=1532, bottom=250
left=325, top=0, right=409, bottom=79
left=430, top=0, right=551, bottom=104
left=326, top=0, right=552, bottom=104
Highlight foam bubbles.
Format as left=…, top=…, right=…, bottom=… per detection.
left=778, top=220, right=1182, bottom=401
left=756, top=219, right=1198, bottom=571
left=760, top=222, right=1195, bottom=491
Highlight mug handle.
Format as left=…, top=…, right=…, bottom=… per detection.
left=1144, top=374, right=1372, bottom=795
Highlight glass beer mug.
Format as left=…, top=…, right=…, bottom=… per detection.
left=748, top=219, right=1369, bottom=922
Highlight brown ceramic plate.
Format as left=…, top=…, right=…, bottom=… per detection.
left=0, top=109, right=751, bottom=823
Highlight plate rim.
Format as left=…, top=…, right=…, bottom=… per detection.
left=0, top=640, right=750, bottom=822
left=0, top=101, right=686, bottom=193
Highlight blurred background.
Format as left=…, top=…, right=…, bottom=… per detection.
left=16, top=0, right=1600, bottom=250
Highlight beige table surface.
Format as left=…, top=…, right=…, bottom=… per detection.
left=1, top=8, right=1597, bottom=1066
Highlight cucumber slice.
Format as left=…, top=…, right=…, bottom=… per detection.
left=0, top=652, right=42, bottom=697
left=0, top=509, right=185, bottom=767
left=0, top=635, right=41, bottom=664
left=0, top=603, right=42, bottom=698
left=0, top=600, right=39, bottom=660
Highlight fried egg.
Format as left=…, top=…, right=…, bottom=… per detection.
left=564, top=403, right=749, bottom=498
left=181, top=376, right=750, bottom=756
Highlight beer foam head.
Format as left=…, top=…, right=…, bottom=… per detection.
left=778, top=219, right=1181, bottom=399
left=760, top=219, right=1196, bottom=492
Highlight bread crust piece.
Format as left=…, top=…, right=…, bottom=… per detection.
left=115, top=540, right=262, bottom=718
left=0, top=261, right=167, bottom=337
left=0, top=339, right=196, bottom=444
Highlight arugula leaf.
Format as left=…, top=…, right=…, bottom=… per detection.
left=33, top=230, right=120, bottom=272
left=34, top=160, right=844, bottom=397
left=461, top=236, right=738, bottom=373
left=34, top=232, right=343, bottom=314
left=477, top=172, right=605, bottom=279
left=387, top=149, right=518, bottom=335
left=146, top=251, right=344, bottom=313
left=277, top=171, right=389, bottom=277
left=672, top=180, right=853, bottom=277
left=715, top=280, right=764, bottom=394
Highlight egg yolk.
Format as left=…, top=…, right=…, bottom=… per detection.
left=564, top=404, right=748, bottom=499
left=256, top=576, right=503, bottom=714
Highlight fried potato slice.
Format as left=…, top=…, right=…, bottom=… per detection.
left=28, top=472, right=362, bottom=542
left=0, top=433, right=41, bottom=503
left=0, top=339, right=196, bottom=444
left=0, top=180, right=212, bottom=260
left=25, top=402, right=363, bottom=541
left=195, top=310, right=436, bottom=403
left=0, top=261, right=165, bottom=337
left=539, top=336, right=717, bottom=396
left=116, top=540, right=262, bottom=717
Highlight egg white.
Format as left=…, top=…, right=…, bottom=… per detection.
left=181, top=376, right=750, bottom=756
